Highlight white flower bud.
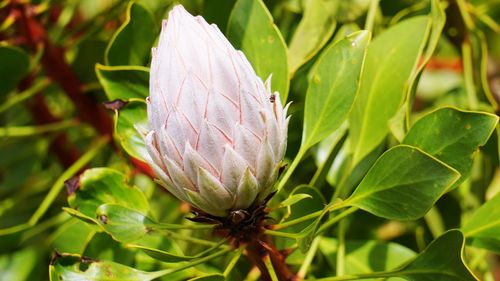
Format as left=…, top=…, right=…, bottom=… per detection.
left=142, top=5, right=289, bottom=217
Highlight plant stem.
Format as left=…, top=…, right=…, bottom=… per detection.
left=0, top=119, right=79, bottom=137
left=316, top=207, right=358, bottom=235
left=273, top=210, right=322, bottom=230
left=277, top=147, right=307, bottom=193
left=245, top=235, right=296, bottom=281
left=14, top=2, right=114, bottom=137
left=223, top=246, right=246, bottom=276
left=336, top=220, right=347, bottom=276
left=311, top=270, right=398, bottom=281
left=297, top=237, right=320, bottom=279
left=364, top=0, right=380, bottom=32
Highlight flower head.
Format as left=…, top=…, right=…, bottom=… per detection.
left=143, top=5, right=289, bottom=217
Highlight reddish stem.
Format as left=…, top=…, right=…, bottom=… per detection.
left=10, top=1, right=155, bottom=178
left=245, top=235, right=296, bottom=281
left=17, top=76, right=81, bottom=169
left=14, top=2, right=113, bottom=137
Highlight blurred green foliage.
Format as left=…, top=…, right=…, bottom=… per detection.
left=1, top=0, right=499, bottom=280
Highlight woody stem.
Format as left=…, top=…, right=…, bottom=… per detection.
left=245, top=235, right=296, bottom=281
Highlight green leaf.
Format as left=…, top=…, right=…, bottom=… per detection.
left=0, top=247, right=40, bottom=281
left=276, top=193, right=313, bottom=209
left=346, top=145, right=460, bottom=220
left=115, top=100, right=148, bottom=161
left=51, top=218, right=96, bottom=254
left=50, top=253, right=163, bottom=281
left=403, top=107, right=498, bottom=188
left=0, top=45, right=30, bottom=98
left=405, top=0, right=446, bottom=116
left=96, top=64, right=149, bottom=100
left=68, top=168, right=149, bottom=220
left=394, top=230, right=478, bottom=281
left=96, top=204, right=154, bottom=243
left=302, top=31, right=370, bottom=150
left=227, top=0, right=289, bottom=102
left=320, top=238, right=415, bottom=279
left=349, top=16, right=429, bottom=164
left=105, top=2, right=157, bottom=66
left=462, top=193, right=500, bottom=253
left=288, top=0, right=337, bottom=75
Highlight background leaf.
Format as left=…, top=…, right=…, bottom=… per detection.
left=462, top=193, right=500, bottom=253
left=227, top=0, right=289, bottom=101
left=0, top=45, right=30, bottom=98
left=319, top=238, right=415, bottom=280
left=105, top=2, right=157, bottom=66
left=287, top=0, right=337, bottom=75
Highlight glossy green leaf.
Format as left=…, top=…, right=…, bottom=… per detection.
left=96, top=204, right=154, bottom=243
left=403, top=107, right=498, bottom=187
left=302, top=31, right=370, bottom=150
left=105, top=2, right=157, bottom=66
left=320, top=238, right=415, bottom=280
left=288, top=0, right=337, bottom=75
left=349, top=16, right=429, bottom=164
left=227, top=0, right=289, bottom=102
left=68, top=168, right=149, bottom=220
left=346, top=145, right=460, bottom=220
left=96, top=64, right=149, bottom=100
left=462, top=193, right=500, bottom=253
left=0, top=45, right=30, bottom=98
left=394, top=230, right=478, bottom=281
left=50, top=254, right=163, bottom=281
left=115, top=100, right=148, bottom=161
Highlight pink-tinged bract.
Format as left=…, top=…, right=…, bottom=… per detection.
left=142, top=5, right=289, bottom=217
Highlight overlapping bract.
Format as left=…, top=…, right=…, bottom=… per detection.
left=142, top=5, right=289, bottom=217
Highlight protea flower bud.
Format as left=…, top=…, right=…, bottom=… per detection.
left=143, top=5, right=289, bottom=217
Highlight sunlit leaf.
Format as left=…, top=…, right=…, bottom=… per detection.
left=96, top=64, right=149, bottom=100
left=302, top=31, right=370, bottom=150
left=96, top=204, right=154, bottom=243
left=349, top=16, right=429, bottom=164
left=50, top=253, right=163, bottom=281
left=114, top=100, right=148, bottom=161
left=288, top=0, right=337, bottom=75
left=320, top=237, right=415, bottom=280
left=68, top=168, right=149, bottom=220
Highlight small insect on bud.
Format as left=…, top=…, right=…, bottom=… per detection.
left=140, top=5, right=289, bottom=218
